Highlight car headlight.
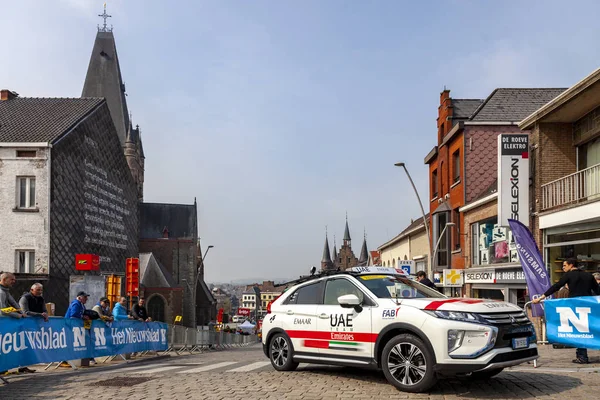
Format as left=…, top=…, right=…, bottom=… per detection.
left=425, top=310, right=488, bottom=324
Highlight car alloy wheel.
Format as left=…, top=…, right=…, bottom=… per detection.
left=269, top=333, right=299, bottom=372
left=382, top=333, right=436, bottom=393
left=387, top=342, right=427, bottom=386
left=271, top=336, right=289, bottom=367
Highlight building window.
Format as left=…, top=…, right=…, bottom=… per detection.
left=16, top=250, right=35, bottom=273
left=432, top=169, right=438, bottom=199
left=453, top=208, right=460, bottom=250
left=16, top=150, right=37, bottom=158
left=471, top=217, right=516, bottom=266
left=435, top=212, right=449, bottom=268
left=17, top=177, right=36, bottom=209
left=452, top=150, right=460, bottom=183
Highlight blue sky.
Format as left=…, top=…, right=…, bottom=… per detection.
left=2, top=1, right=600, bottom=283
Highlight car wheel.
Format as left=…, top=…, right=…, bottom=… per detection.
left=470, top=368, right=504, bottom=379
left=269, top=333, right=299, bottom=372
left=382, top=333, right=437, bottom=393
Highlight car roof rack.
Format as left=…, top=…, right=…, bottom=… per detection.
left=274, top=268, right=359, bottom=289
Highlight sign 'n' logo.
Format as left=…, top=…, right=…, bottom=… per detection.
left=94, top=327, right=107, bottom=346
left=73, top=327, right=87, bottom=348
left=556, top=307, right=591, bottom=333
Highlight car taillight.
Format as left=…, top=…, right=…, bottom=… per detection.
left=267, top=294, right=281, bottom=314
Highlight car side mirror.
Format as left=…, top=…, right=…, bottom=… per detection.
left=338, top=294, right=363, bottom=312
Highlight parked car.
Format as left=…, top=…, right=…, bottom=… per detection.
left=261, top=266, right=537, bottom=393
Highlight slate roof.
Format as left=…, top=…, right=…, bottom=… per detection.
left=139, top=252, right=179, bottom=288
left=452, top=99, right=484, bottom=120
left=321, top=236, right=333, bottom=263
left=0, top=97, right=104, bottom=143
left=378, top=215, right=430, bottom=251
left=358, top=238, right=369, bottom=265
left=470, top=88, right=567, bottom=122
left=82, top=31, right=130, bottom=146
left=140, top=202, right=198, bottom=239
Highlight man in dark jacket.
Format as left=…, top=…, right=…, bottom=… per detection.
left=533, top=258, right=600, bottom=364
left=19, top=283, right=48, bottom=321
left=130, top=297, right=152, bottom=322
left=416, top=271, right=437, bottom=290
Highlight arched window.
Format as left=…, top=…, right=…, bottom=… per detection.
left=147, top=295, right=166, bottom=322
left=392, top=259, right=396, bottom=267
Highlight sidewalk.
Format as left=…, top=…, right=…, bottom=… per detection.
left=509, top=344, right=600, bottom=372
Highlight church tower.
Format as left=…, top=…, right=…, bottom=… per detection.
left=358, top=230, right=369, bottom=267
left=336, top=215, right=359, bottom=271
left=321, top=232, right=334, bottom=271
left=82, top=5, right=145, bottom=201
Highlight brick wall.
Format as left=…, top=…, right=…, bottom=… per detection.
left=464, top=125, right=523, bottom=203
left=0, top=147, right=50, bottom=274
left=530, top=122, right=576, bottom=248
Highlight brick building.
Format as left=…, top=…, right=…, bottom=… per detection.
left=520, top=68, right=600, bottom=285
left=425, top=88, right=565, bottom=297
left=320, top=217, right=367, bottom=271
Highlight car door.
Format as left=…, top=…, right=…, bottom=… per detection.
left=280, top=280, right=323, bottom=356
left=315, top=277, right=374, bottom=361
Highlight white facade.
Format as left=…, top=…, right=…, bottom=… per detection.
left=241, top=293, right=256, bottom=310
left=0, top=145, right=51, bottom=274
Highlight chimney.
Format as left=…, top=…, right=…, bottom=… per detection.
left=1, top=90, right=18, bottom=101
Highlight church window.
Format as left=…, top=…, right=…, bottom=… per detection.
left=148, top=296, right=166, bottom=322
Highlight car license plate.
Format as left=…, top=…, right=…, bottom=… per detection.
left=512, top=337, right=528, bottom=349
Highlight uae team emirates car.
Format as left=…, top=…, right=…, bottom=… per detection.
left=261, top=267, right=538, bottom=393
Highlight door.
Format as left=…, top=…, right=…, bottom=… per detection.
left=315, top=278, right=373, bottom=361
left=280, top=281, right=323, bottom=356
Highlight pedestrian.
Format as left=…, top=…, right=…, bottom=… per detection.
left=415, top=271, right=437, bottom=289
left=65, top=291, right=91, bottom=320
left=533, top=258, right=600, bottom=364
left=19, top=283, right=49, bottom=321
left=92, top=297, right=114, bottom=322
left=0, top=272, right=34, bottom=374
left=130, top=297, right=152, bottom=322
left=112, top=297, right=131, bottom=321
left=594, top=272, right=600, bottom=288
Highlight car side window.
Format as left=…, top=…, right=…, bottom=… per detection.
left=284, top=282, right=322, bottom=305
left=324, top=279, right=364, bottom=305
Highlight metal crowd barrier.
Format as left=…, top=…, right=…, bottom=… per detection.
left=524, top=300, right=548, bottom=368
left=162, top=325, right=258, bottom=355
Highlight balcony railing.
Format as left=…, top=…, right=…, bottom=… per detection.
left=541, top=162, right=600, bottom=211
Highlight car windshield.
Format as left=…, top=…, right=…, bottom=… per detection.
left=357, top=274, right=446, bottom=299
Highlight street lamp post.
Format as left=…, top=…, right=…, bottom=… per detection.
left=432, top=222, right=455, bottom=272
left=395, top=162, right=432, bottom=275
left=193, top=244, right=214, bottom=327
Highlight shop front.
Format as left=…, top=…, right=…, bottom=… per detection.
left=543, top=220, right=600, bottom=285
left=465, top=267, right=529, bottom=308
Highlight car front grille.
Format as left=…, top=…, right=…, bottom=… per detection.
left=478, top=311, right=530, bottom=325
left=475, top=311, right=534, bottom=349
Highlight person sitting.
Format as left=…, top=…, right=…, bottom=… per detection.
left=112, top=297, right=132, bottom=321
left=130, top=297, right=152, bottom=322
left=92, top=297, right=114, bottom=322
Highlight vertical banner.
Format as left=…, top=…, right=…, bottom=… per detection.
left=508, top=219, right=551, bottom=316
left=498, top=134, right=529, bottom=227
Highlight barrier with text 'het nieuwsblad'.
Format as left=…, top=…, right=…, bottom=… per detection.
left=0, top=317, right=168, bottom=372
left=543, top=296, right=600, bottom=350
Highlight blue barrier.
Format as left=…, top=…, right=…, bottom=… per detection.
left=0, top=317, right=168, bottom=371
left=544, top=296, right=600, bottom=350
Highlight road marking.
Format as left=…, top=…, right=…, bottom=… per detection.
left=178, top=361, right=238, bottom=373
left=226, top=361, right=271, bottom=372
left=135, top=366, right=183, bottom=374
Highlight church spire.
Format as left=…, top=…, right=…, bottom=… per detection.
left=332, top=235, right=338, bottom=266
left=321, top=228, right=333, bottom=270
left=358, top=229, right=369, bottom=266
left=98, top=3, right=113, bottom=33
left=343, top=212, right=351, bottom=245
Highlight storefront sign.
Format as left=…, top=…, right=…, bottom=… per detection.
left=465, top=270, right=496, bottom=283
left=498, top=134, right=529, bottom=227
left=495, top=269, right=526, bottom=283
left=443, top=269, right=463, bottom=287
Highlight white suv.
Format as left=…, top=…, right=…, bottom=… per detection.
left=261, top=267, right=537, bottom=393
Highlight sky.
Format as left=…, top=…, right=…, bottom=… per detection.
left=2, top=1, right=600, bottom=284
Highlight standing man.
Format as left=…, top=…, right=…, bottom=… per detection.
left=416, top=271, right=437, bottom=289
left=0, top=272, right=34, bottom=374
left=130, top=297, right=152, bottom=322
left=533, top=258, right=600, bottom=364
left=19, top=283, right=49, bottom=321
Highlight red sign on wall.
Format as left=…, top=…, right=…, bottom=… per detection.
left=126, top=258, right=140, bottom=295
left=217, top=308, right=224, bottom=323
left=75, top=254, right=100, bottom=271
left=237, top=308, right=251, bottom=316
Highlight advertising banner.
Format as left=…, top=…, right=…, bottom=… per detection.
left=498, top=134, right=529, bottom=227
left=442, top=269, right=463, bottom=287
left=545, top=296, right=600, bottom=350
left=508, top=219, right=551, bottom=317
left=0, top=317, right=168, bottom=371
left=237, top=308, right=251, bottom=316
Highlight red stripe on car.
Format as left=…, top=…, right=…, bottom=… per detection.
left=304, top=340, right=330, bottom=349
left=287, top=330, right=377, bottom=343
left=423, top=298, right=486, bottom=310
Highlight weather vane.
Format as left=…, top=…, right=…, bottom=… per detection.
left=98, top=3, right=113, bottom=32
